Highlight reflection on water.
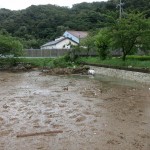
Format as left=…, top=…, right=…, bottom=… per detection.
left=94, top=74, right=143, bottom=87
left=67, top=74, right=145, bottom=88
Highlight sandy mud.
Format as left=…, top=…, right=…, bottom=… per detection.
left=0, top=71, right=150, bottom=150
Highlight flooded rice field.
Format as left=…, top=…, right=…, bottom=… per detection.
left=0, top=71, right=150, bottom=150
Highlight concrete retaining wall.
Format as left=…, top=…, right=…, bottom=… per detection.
left=90, top=66, right=150, bottom=84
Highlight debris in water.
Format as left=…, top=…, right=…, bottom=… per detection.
left=3, top=104, right=9, bottom=109
left=63, top=87, right=68, bottom=91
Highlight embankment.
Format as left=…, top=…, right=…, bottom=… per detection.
left=90, top=66, right=150, bottom=84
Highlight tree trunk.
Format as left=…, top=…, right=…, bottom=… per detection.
left=86, top=46, right=90, bottom=58
left=122, top=53, right=126, bottom=61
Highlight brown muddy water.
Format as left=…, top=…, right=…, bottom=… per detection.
left=0, top=71, right=150, bottom=150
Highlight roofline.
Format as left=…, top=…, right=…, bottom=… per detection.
left=41, top=37, right=78, bottom=47
left=65, top=30, right=88, bottom=39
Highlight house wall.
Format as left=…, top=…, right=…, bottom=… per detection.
left=41, top=38, right=77, bottom=49
left=63, top=31, right=79, bottom=43
left=41, top=45, right=56, bottom=49
left=56, top=38, right=77, bottom=49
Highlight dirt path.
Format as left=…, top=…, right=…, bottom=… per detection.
left=0, top=71, right=150, bottom=150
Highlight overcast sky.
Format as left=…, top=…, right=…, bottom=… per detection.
left=0, top=0, right=108, bottom=10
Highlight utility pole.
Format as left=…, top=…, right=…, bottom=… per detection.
left=119, top=0, right=122, bottom=19
left=117, top=0, right=124, bottom=19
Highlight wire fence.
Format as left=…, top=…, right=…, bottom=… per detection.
left=24, top=49, right=97, bottom=57
left=24, top=49, right=71, bottom=57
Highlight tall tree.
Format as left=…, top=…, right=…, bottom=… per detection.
left=95, top=28, right=111, bottom=60
left=80, top=33, right=96, bottom=57
left=110, top=12, right=150, bottom=61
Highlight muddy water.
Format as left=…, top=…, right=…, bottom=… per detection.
left=0, top=71, right=150, bottom=150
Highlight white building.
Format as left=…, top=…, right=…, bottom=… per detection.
left=40, top=37, right=78, bottom=49
left=40, top=31, right=88, bottom=50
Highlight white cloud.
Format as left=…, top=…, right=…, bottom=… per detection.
left=0, top=0, right=108, bottom=10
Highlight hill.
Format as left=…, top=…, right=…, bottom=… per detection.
left=0, top=0, right=149, bottom=48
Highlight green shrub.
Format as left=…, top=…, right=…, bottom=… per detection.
left=0, top=58, right=17, bottom=67
left=127, top=55, right=150, bottom=61
left=18, top=58, right=53, bottom=67
left=53, top=57, right=73, bottom=68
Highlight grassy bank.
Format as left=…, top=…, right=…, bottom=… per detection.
left=0, top=56, right=75, bottom=68
left=1, top=56, right=150, bottom=70
left=0, top=58, right=53, bottom=67
left=76, top=56, right=150, bottom=69
left=16, top=58, right=53, bottom=67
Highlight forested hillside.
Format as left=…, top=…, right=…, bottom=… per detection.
left=0, top=0, right=149, bottom=48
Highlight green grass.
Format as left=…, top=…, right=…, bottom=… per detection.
left=126, top=55, right=150, bottom=61
left=14, top=56, right=150, bottom=69
left=16, top=58, right=53, bottom=67
left=1, top=56, right=150, bottom=69
left=0, top=57, right=54, bottom=68
left=19, top=57, right=77, bottom=68
left=76, top=56, right=150, bottom=69
left=0, top=58, right=15, bottom=67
